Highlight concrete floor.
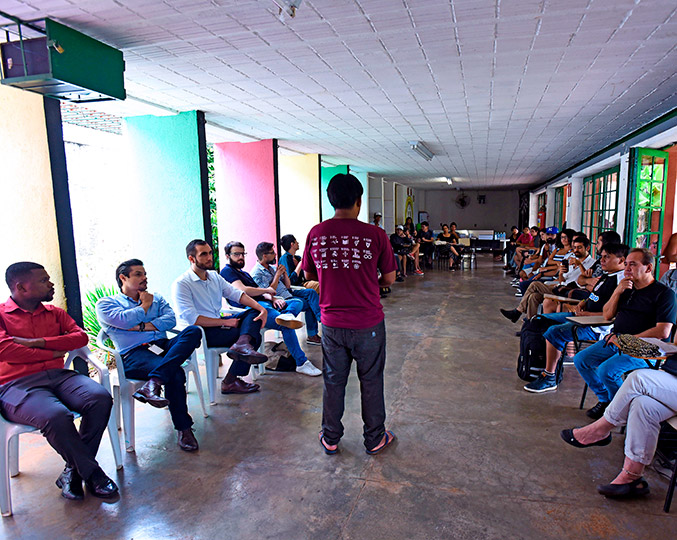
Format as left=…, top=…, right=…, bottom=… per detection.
left=1, top=255, right=675, bottom=539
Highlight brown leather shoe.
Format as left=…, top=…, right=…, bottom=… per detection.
left=133, top=379, right=169, bottom=408
left=178, top=429, right=199, bottom=452
left=227, top=342, right=267, bottom=365
left=221, top=378, right=260, bottom=394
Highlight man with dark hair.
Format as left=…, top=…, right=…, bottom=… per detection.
left=573, top=247, right=677, bottom=418
left=372, top=212, right=384, bottom=229
left=302, top=173, right=398, bottom=455
left=574, top=230, right=623, bottom=294
left=220, top=241, right=322, bottom=376
left=523, top=244, right=628, bottom=393
left=279, top=234, right=320, bottom=293
left=416, top=221, right=435, bottom=268
left=251, top=241, right=323, bottom=347
left=1, top=262, right=118, bottom=500
left=97, top=259, right=203, bottom=452
left=172, top=240, right=270, bottom=394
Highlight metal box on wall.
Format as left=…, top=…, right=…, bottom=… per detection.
left=0, top=18, right=125, bottom=102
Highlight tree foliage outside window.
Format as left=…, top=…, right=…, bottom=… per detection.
left=206, top=144, right=220, bottom=270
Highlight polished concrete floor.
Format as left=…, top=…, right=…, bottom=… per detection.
left=2, top=256, right=675, bottom=539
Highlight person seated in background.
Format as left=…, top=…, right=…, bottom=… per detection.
left=372, top=212, right=384, bottom=229
left=516, top=227, right=556, bottom=281
left=572, top=248, right=676, bottom=420
left=96, top=259, right=203, bottom=452
left=509, top=226, right=537, bottom=274
left=220, top=241, right=322, bottom=376
left=171, top=240, right=272, bottom=396
left=437, top=224, right=461, bottom=270
left=416, top=221, right=435, bottom=268
left=560, top=362, right=677, bottom=500
left=501, top=234, right=594, bottom=321
left=404, top=216, right=417, bottom=238
left=279, top=234, right=320, bottom=294
left=572, top=230, right=622, bottom=296
left=515, top=228, right=577, bottom=295
left=391, top=225, right=424, bottom=278
left=0, top=262, right=118, bottom=500
left=502, top=226, right=520, bottom=270
left=523, top=243, right=628, bottom=393
left=252, top=242, right=323, bottom=346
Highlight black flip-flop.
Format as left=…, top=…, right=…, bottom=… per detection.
left=560, top=428, right=612, bottom=448
left=366, top=430, right=396, bottom=455
left=319, top=431, right=338, bottom=455
left=597, top=477, right=650, bottom=498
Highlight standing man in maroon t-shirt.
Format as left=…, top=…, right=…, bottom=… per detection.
left=302, top=174, right=398, bottom=455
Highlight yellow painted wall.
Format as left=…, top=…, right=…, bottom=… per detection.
left=278, top=153, right=321, bottom=251
left=0, top=86, right=64, bottom=306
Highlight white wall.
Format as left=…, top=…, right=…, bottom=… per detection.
left=421, top=189, right=520, bottom=232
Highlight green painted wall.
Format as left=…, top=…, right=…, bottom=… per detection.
left=124, top=111, right=204, bottom=297
left=320, top=165, right=349, bottom=221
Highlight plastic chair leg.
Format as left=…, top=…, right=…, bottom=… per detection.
left=0, top=434, right=12, bottom=517
left=205, top=352, right=218, bottom=405
left=664, top=456, right=677, bottom=513
left=8, top=437, right=18, bottom=478
left=113, top=385, right=122, bottom=432
left=579, top=384, right=588, bottom=409
left=120, top=386, right=136, bottom=453
left=190, top=364, right=208, bottom=418
left=106, top=411, right=123, bottom=470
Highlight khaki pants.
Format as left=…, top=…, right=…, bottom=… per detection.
left=518, top=281, right=554, bottom=318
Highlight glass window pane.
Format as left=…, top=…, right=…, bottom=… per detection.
left=637, top=208, right=650, bottom=233
left=638, top=181, right=651, bottom=207
left=652, top=158, right=665, bottom=182
left=651, top=182, right=663, bottom=207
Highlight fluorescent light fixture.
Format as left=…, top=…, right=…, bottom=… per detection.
left=446, top=177, right=452, bottom=185
left=271, top=0, right=302, bottom=18
left=409, top=141, right=434, bottom=161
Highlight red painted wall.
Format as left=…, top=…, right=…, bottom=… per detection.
left=214, top=139, right=278, bottom=271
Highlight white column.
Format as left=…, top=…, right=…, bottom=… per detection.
left=383, top=180, right=395, bottom=233
left=568, top=176, right=584, bottom=231
left=617, top=152, right=631, bottom=242
left=545, top=187, right=556, bottom=227
left=368, top=175, right=383, bottom=218
left=529, top=192, right=538, bottom=226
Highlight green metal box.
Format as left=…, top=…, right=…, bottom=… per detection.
left=0, top=18, right=125, bottom=102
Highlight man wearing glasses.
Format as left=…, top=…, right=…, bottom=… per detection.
left=220, top=241, right=322, bottom=377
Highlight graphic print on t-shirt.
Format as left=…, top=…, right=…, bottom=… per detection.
left=311, top=235, right=376, bottom=273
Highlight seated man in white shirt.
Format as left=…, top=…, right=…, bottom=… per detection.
left=501, top=234, right=595, bottom=321
left=171, top=240, right=268, bottom=395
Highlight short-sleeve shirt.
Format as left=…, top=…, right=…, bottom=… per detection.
left=302, top=218, right=397, bottom=329
left=220, top=264, right=265, bottom=308
left=417, top=229, right=433, bottom=242
left=586, top=270, right=624, bottom=312
left=613, top=280, right=677, bottom=335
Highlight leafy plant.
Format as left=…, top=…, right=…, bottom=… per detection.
left=82, top=284, right=117, bottom=352
left=207, top=143, right=220, bottom=270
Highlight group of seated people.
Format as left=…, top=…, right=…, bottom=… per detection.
left=0, top=234, right=326, bottom=502
left=499, top=227, right=677, bottom=501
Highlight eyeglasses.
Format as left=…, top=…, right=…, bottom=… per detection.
left=230, top=252, right=247, bottom=258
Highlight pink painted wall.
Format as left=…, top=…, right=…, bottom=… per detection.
left=214, top=139, right=278, bottom=271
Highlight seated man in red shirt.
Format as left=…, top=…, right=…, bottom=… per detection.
left=0, top=262, right=118, bottom=501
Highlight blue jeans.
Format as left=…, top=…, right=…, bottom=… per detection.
left=260, top=300, right=307, bottom=366
left=572, top=340, right=649, bottom=403
left=541, top=312, right=599, bottom=351
left=291, top=288, right=321, bottom=336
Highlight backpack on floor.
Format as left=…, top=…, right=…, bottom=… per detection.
left=517, top=315, right=564, bottom=383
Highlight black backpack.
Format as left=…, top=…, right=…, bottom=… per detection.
left=517, top=315, right=565, bottom=383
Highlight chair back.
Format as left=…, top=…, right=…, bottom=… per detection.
left=96, top=329, right=131, bottom=384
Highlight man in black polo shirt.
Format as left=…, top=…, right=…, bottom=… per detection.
left=220, top=241, right=322, bottom=377
left=416, top=221, right=434, bottom=268
left=573, top=248, right=677, bottom=419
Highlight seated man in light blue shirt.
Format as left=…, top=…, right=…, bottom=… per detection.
left=96, top=258, right=202, bottom=452
left=251, top=242, right=322, bottom=346
left=172, top=240, right=269, bottom=395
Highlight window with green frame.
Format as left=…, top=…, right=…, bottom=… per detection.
left=581, top=166, right=620, bottom=257
left=553, top=186, right=565, bottom=231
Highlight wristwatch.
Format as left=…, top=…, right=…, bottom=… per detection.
left=139, top=321, right=146, bottom=332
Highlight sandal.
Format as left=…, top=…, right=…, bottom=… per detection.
left=560, top=428, right=612, bottom=448
left=319, top=431, right=338, bottom=455
left=366, top=430, right=396, bottom=455
left=597, top=477, right=650, bottom=499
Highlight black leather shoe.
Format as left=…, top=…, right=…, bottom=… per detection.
left=586, top=401, right=610, bottom=420
left=178, top=428, right=199, bottom=452
left=55, top=466, right=84, bottom=500
left=85, top=468, right=119, bottom=499
left=133, top=379, right=170, bottom=408
left=221, top=378, right=260, bottom=394
left=227, top=341, right=267, bottom=365
left=500, top=308, right=521, bottom=323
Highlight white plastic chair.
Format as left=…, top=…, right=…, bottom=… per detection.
left=0, top=346, right=123, bottom=517
left=97, top=328, right=207, bottom=454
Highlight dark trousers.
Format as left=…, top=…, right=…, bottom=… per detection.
left=202, top=309, right=263, bottom=377
left=123, top=325, right=201, bottom=431
left=0, top=369, right=112, bottom=480
left=321, top=321, right=387, bottom=450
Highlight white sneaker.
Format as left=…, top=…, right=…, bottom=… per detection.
left=275, top=313, right=304, bottom=329
left=296, top=360, right=322, bottom=377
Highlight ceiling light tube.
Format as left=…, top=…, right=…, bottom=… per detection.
left=409, top=140, right=434, bottom=161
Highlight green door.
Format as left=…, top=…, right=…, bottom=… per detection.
left=626, top=148, right=669, bottom=271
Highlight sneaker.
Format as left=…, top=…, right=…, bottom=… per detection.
left=524, top=372, right=558, bottom=393
left=514, top=291, right=523, bottom=297
left=586, top=401, right=610, bottom=420
left=275, top=313, right=304, bottom=329
left=414, top=269, right=424, bottom=275
left=500, top=308, right=521, bottom=323
left=562, top=355, right=575, bottom=366
left=306, top=334, right=322, bottom=346
left=296, top=360, right=322, bottom=376
left=395, top=275, right=404, bottom=282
